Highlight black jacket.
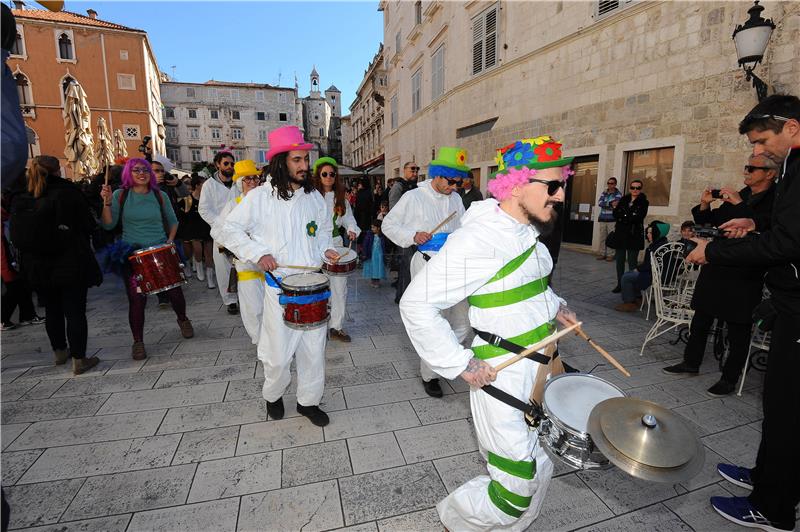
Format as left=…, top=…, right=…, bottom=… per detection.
left=691, top=185, right=775, bottom=323
left=354, top=188, right=374, bottom=233
left=613, top=193, right=649, bottom=250
left=12, top=174, right=101, bottom=289
left=459, top=187, right=483, bottom=210
left=707, top=148, right=800, bottom=315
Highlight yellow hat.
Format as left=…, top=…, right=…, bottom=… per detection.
left=233, top=160, right=259, bottom=181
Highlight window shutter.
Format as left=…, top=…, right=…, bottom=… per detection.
left=472, top=16, right=484, bottom=75
left=597, top=0, right=620, bottom=17
left=484, top=8, right=497, bottom=69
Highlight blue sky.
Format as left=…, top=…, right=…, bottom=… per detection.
left=79, top=1, right=384, bottom=111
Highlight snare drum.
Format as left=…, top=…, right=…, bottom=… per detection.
left=280, top=272, right=330, bottom=330
left=321, top=247, right=357, bottom=276
left=538, top=373, right=626, bottom=470
left=129, top=243, right=187, bottom=295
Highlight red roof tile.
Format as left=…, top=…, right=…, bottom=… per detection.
left=12, top=9, right=144, bottom=33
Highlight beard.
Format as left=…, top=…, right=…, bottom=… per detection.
left=219, top=168, right=234, bottom=179
left=521, top=201, right=561, bottom=237
left=289, top=171, right=307, bottom=187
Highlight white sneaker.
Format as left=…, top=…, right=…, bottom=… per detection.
left=195, top=260, right=205, bottom=281
left=206, top=268, right=216, bottom=289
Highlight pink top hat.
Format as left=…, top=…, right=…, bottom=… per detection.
left=265, top=126, right=314, bottom=161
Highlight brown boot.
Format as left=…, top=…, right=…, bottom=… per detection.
left=614, top=302, right=640, bottom=312
left=132, top=341, right=147, bottom=360
left=54, top=349, right=69, bottom=365
left=73, top=356, right=100, bottom=376
left=329, top=328, right=351, bottom=342
left=178, top=318, right=194, bottom=339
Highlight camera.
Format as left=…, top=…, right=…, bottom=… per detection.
left=710, top=189, right=723, bottom=199
left=684, top=225, right=727, bottom=255
left=138, top=136, right=153, bottom=161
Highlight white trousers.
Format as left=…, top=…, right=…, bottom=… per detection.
left=410, top=250, right=470, bottom=382
left=258, top=286, right=327, bottom=406
left=438, top=358, right=554, bottom=531
left=236, top=266, right=265, bottom=345
left=328, top=235, right=348, bottom=331
left=212, top=243, right=238, bottom=306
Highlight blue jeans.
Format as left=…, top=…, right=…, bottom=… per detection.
left=621, top=271, right=641, bottom=303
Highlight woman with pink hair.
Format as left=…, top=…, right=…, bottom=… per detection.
left=100, top=158, right=193, bottom=360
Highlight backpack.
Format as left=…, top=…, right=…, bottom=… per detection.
left=9, top=191, right=63, bottom=256
left=117, top=187, right=171, bottom=238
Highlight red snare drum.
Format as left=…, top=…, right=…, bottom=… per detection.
left=129, top=243, right=187, bottom=295
left=281, top=272, right=330, bottom=330
left=322, top=247, right=357, bottom=276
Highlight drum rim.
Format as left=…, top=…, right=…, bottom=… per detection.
left=281, top=272, right=330, bottom=291
left=322, top=247, right=357, bottom=265
left=132, top=243, right=175, bottom=256
left=542, top=373, right=626, bottom=437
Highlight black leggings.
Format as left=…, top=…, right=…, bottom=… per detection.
left=1, top=278, right=37, bottom=323
left=40, top=284, right=89, bottom=359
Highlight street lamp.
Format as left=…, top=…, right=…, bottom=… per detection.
left=732, top=0, right=775, bottom=101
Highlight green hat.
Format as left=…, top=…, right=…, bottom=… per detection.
left=429, top=147, right=470, bottom=179
left=313, top=156, right=338, bottom=174
left=491, top=135, right=574, bottom=178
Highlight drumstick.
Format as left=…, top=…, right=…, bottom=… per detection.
left=428, top=211, right=457, bottom=235
left=103, top=164, right=110, bottom=186
left=494, top=322, right=582, bottom=372
left=573, top=325, right=631, bottom=377
left=279, top=264, right=321, bottom=271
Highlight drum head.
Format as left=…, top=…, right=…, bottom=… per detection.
left=324, top=247, right=356, bottom=264
left=282, top=272, right=329, bottom=290
left=133, top=243, right=172, bottom=255
left=543, top=374, right=625, bottom=434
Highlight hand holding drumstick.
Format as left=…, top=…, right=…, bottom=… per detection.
left=557, top=305, right=631, bottom=377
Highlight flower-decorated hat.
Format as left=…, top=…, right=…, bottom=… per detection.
left=492, top=135, right=573, bottom=177
left=487, top=135, right=574, bottom=200
left=429, top=147, right=470, bottom=179
left=233, top=159, right=259, bottom=181
left=312, top=156, right=338, bottom=174
left=265, top=126, right=314, bottom=161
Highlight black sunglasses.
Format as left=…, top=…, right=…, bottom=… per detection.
left=745, top=113, right=790, bottom=122
left=445, top=178, right=462, bottom=186
left=529, top=178, right=566, bottom=196
left=321, top=171, right=337, bottom=178
left=630, top=185, right=642, bottom=190
left=409, top=166, right=420, bottom=172
left=744, top=165, right=772, bottom=173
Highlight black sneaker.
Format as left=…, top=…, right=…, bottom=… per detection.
left=297, top=404, right=330, bottom=427
left=662, top=362, right=700, bottom=375
left=266, top=397, right=284, bottom=420
left=707, top=379, right=736, bottom=397
left=227, top=303, right=239, bottom=315
left=423, top=378, right=444, bottom=398
left=612, top=285, right=621, bottom=294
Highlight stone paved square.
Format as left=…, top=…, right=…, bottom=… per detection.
left=1, top=250, right=766, bottom=530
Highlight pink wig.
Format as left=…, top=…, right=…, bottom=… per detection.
left=120, top=158, right=159, bottom=190
left=487, top=166, right=574, bottom=200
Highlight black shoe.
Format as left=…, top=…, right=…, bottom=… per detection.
left=612, top=285, right=621, bottom=294
left=297, top=404, right=329, bottom=427
left=707, top=379, right=735, bottom=397
left=394, top=296, right=401, bottom=304
left=662, top=362, right=700, bottom=375
left=227, top=303, right=239, bottom=315
left=266, top=397, right=284, bottom=420
left=423, top=378, right=444, bottom=398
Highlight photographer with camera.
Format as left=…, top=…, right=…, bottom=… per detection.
left=685, top=94, right=800, bottom=532
left=138, top=135, right=153, bottom=162
left=663, top=153, right=777, bottom=398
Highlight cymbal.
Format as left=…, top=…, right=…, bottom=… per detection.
left=588, top=397, right=704, bottom=483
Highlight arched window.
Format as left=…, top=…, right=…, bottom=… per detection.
left=15, top=73, right=30, bottom=105
left=58, top=32, right=73, bottom=60
left=11, top=30, right=25, bottom=56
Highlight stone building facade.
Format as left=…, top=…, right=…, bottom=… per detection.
left=348, top=44, right=387, bottom=171
left=301, top=68, right=342, bottom=162
left=8, top=5, right=163, bottom=177
left=159, top=80, right=300, bottom=170
left=382, top=0, right=799, bottom=250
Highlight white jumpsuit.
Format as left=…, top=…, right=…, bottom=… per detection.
left=211, top=195, right=264, bottom=345
left=219, top=184, right=334, bottom=406
left=400, top=198, right=561, bottom=531
left=323, top=191, right=361, bottom=331
left=382, top=179, right=469, bottom=382
left=198, top=172, right=239, bottom=306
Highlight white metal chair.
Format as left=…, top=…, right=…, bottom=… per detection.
left=640, top=246, right=695, bottom=356
left=640, top=243, right=687, bottom=320
left=738, top=327, right=770, bottom=396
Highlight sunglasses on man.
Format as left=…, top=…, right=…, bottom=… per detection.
left=409, top=166, right=420, bottom=172
left=529, top=178, right=566, bottom=196
left=445, top=178, right=462, bottom=186
left=744, top=165, right=772, bottom=173
left=630, top=185, right=642, bottom=190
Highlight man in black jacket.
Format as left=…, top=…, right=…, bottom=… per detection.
left=686, top=94, right=800, bottom=532
left=663, top=154, right=777, bottom=396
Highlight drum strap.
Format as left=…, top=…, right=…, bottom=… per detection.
left=481, top=384, right=537, bottom=416
left=472, top=325, right=556, bottom=363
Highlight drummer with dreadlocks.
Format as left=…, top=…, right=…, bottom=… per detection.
left=399, top=136, right=579, bottom=531
left=219, top=126, right=338, bottom=427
